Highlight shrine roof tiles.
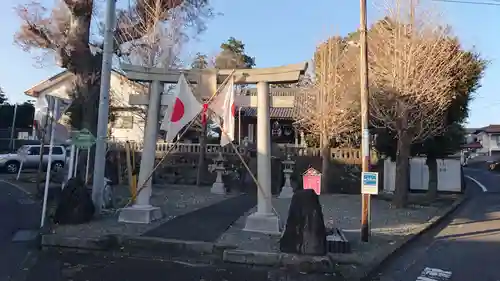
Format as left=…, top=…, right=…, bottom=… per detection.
left=242, top=88, right=299, bottom=96
left=240, top=107, right=297, bottom=119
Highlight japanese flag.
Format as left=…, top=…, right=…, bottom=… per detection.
left=160, top=74, right=202, bottom=142
left=210, top=79, right=235, bottom=146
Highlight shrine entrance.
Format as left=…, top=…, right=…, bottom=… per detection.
left=118, top=62, right=308, bottom=235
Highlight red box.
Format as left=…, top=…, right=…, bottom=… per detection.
left=302, top=168, right=322, bottom=195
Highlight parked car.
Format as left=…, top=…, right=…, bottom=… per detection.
left=488, top=160, right=500, bottom=172
left=0, top=145, right=67, bottom=174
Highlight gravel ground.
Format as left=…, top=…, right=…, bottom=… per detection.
left=49, top=184, right=238, bottom=238
left=217, top=193, right=458, bottom=259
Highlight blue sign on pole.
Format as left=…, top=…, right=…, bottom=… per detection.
left=362, top=172, right=379, bottom=195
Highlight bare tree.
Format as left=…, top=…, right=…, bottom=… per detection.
left=296, top=36, right=359, bottom=192
left=14, top=0, right=212, bottom=175
left=367, top=0, right=474, bottom=207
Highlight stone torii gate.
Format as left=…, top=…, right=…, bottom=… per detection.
left=118, top=63, right=308, bottom=235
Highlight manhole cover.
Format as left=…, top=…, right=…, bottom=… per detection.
left=12, top=230, right=39, bottom=242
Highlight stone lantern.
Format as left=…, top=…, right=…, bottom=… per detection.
left=209, top=153, right=227, bottom=195
left=278, top=153, right=295, bottom=198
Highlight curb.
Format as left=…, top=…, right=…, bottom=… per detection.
left=358, top=195, right=468, bottom=281
left=223, top=250, right=336, bottom=273
left=41, top=233, right=237, bottom=258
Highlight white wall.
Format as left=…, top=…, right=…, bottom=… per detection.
left=477, top=132, right=490, bottom=154
left=107, top=73, right=146, bottom=142
left=34, top=72, right=146, bottom=142
left=476, top=132, right=500, bottom=155
left=383, top=157, right=462, bottom=193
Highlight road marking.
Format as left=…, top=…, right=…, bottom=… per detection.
left=0, top=180, right=32, bottom=195
left=416, top=267, right=452, bottom=281
left=465, top=175, right=488, bottom=192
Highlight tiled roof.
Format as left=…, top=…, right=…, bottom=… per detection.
left=475, top=125, right=500, bottom=134
left=242, top=88, right=300, bottom=96
left=237, top=87, right=303, bottom=119
left=465, top=128, right=480, bottom=134
left=239, top=107, right=296, bottom=119
left=25, top=69, right=129, bottom=97
left=461, top=142, right=482, bottom=149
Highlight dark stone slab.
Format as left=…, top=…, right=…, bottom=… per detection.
left=280, top=189, right=327, bottom=255
left=53, top=177, right=95, bottom=225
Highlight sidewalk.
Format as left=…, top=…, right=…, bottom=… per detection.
left=218, top=193, right=465, bottom=279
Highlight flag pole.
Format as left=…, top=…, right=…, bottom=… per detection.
left=40, top=98, right=59, bottom=228
left=119, top=70, right=236, bottom=209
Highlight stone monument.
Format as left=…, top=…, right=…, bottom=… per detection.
left=278, top=153, right=295, bottom=199
left=209, top=153, right=227, bottom=195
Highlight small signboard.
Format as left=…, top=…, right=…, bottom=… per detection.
left=18, top=147, right=29, bottom=160
left=362, top=172, right=379, bottom=195
left=303, top=167, right=321, bottom=195
left=70, top=128, right=96, bottom=149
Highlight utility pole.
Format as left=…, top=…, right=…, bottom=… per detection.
left=359, top=0, right=371, bottom=242
left=9, top=103, right=18, bottom=151
left=92, top=0, right=116, bottom=213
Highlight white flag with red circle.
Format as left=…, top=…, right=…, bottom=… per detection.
left=160, top=74, right=202, bottom=142
left=209, top=79, right=235, bottom=146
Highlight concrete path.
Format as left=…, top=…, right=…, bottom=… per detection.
left=370, top=168, right=500, bottom=281
left=143, top=193, right=256, bottom=242
left=0, top=180, right=41, bottom=281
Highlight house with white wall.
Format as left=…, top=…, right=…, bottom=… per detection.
left=24, top=70, right=146, bottom=142
left=473, top=125, right=500, bottom=156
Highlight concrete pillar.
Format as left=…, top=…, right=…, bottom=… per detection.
left=118, top=80, right=162, bottom=224
left=243, top=81, right=281, bottom=235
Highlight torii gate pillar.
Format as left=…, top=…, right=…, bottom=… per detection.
left=118, top=63, right=308, bottom=233
left=119, top=80, right=163, bottom=224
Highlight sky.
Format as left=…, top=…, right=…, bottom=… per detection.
left=0, top=0, right=499, bottom=128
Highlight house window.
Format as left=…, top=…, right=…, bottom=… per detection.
left=115, top=116, right=134, bottom=129
left=248, top=124, right=255, bottom=143
left=493, top=134, right=500, bottom=145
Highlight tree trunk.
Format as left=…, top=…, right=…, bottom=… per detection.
left=320, top=133, right=330, bottom=193
left=62, top=7, right=102, bottom=179
left=394, top=129, right=411, bottom=208
left=73, top=72, right=100, bottom=183
left=426, top=157, right=438, bottom=200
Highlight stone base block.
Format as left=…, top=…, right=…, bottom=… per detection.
left=210, top=182, right=226, bottom=195
left=278, top=186, right=294, bottom=199
left=243, top=212, right=281, bottom=235
left=118, top=205, right=162, bottom=224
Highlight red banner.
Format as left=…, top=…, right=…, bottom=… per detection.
left=201, top=103, right=208, bottom=125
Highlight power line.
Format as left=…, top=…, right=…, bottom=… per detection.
left=432, top=0, right=500, bottom=6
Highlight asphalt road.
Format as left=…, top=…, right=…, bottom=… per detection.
left=371, top=167, right=500, bottom=281
left=4, top=168, right=500, bottom=281
left=0, top=180, right=40, bottom=281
